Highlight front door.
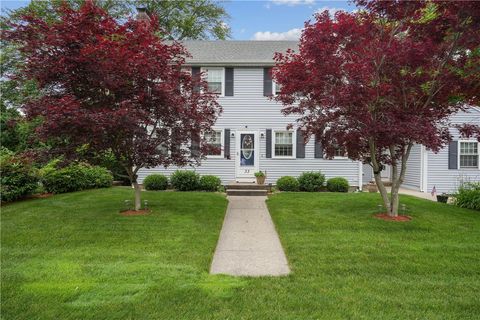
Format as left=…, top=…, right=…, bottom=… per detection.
left=235, top=131, right=259, bottom=181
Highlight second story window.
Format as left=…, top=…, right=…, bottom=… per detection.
left=273, top=81, right=282, bottom=95
left=202, top=67, right=224, bottom=96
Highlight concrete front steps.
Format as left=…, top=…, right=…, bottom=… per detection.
left=226, top=182, right=270, bottom=196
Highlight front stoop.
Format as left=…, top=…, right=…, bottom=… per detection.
left=226, top=183, right=269, bottom=196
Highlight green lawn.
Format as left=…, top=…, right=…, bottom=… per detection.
left=1, top=188, right=479, bottom=319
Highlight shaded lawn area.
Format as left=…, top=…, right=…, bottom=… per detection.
left=1, top=188, right=479, bottom=319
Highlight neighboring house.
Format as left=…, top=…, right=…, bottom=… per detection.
left=137, top=41, right=363, bottom=187
left=363, top=107, right=480, bottom=194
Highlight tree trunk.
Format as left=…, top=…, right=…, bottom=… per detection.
left=133, top=181, right=142, bottom=211
left=125, top=165, right=142, bottom=211
left=373, top=171, right=391, bottom=215
left=387, top=144, right=413, bottom=217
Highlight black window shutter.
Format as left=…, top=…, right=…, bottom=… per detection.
left=448, top=141, right=458, bottom=169
left=225, top=68, right=234, bottom=96
left=263, top=68, right=272, bottom=96
left=224, top=129, right=230, bottom=159
left=192, top=67, right=201, bottom=93
left=266, top=129, right=272, bottom=158
left=191, top=131, right=200, bottom=157
left=296, top=129, right=305, bottom=158
left=314, top=134, right=323, bottom=158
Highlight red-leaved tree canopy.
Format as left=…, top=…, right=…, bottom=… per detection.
left=5, top=1, right=221, bottom=210
left=273, top=0, right=479, bottom=216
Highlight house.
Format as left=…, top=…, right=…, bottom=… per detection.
left=363, top=107, right=480, bottom=194
left=137, top=41, right=363, bottom=187
left=137, top=41, right=479, bottom=192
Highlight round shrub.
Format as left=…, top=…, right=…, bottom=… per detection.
left=42, top=163, right=112, bottom=194
left=170, top=170, right=199, bottom=191
left=276, top=176, right=299, bottom=191
left=143, top=174, right=168, bottom=191
left=327, top=177, right=350, bottom=192
left=298, top=171, right=325, bottom=192
left=199, top=175, right=222, bottom=192
left=0, top=153, right=39, bottom=202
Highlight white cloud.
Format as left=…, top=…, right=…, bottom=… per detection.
left=272, top=0, right=315, bottom=6
left=314, top=6, right=343, bottom=16
left=252, top=28, right=302, bottom=41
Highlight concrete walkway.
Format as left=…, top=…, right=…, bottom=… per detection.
left=210, top=196, right=290, bottom=277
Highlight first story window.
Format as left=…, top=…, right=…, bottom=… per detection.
left=202, top=67, right=224, bottom=95
left=334, top=145, right=347, bottom=158
left=205, top=129, right=223, bottom=157
left=459, top=141, right=479, bottom=168
left=274, top=131, right=294, bottom=158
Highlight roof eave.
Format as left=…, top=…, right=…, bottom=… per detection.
left=184, top=61, right=276, bottom=67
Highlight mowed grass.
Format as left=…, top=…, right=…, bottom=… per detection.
left=1, top=188, right=479, bottom=319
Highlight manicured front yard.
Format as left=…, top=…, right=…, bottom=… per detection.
left=2, top=188, right=479, bottom=319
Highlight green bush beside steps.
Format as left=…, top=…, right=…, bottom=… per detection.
left=276, top=173, right=350, bottom=193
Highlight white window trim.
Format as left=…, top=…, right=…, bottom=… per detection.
left=205, top=128, right=224, bottom=159
left=272, top=129, right=296, bottom=159
left=458, top=140, right=480, bottom=169
left=272, top=81, right=279, bottom=96
left=201, top=67, right=225, bottom=97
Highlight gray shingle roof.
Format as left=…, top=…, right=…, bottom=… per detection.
left=181, top=40, right=298, bottom=65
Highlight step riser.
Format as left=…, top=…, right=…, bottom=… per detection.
left=226, top=184, right=270, bottom=190
left=226, top=190, right=268, bottom=196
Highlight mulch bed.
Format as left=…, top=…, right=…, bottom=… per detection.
left=120, top=209, right=150, bottom=216
left=374, top=213, right=412, bottom=222
left=30, top=193, right=54, bottom=199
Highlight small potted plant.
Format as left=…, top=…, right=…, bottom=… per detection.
left=254, top=171, right=266, bottom=185
left=436, top=193, right=449, bottom=203
left=367, top=181, right=378, bottom=193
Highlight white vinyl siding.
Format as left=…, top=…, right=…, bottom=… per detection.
left=402, top=144, right=423, bottom=191
left=138, top=68, right=362, bottom=187
left=426, top=108, right=480, bottom=193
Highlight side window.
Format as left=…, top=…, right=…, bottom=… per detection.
left=459, top=141, right=479, bottom=168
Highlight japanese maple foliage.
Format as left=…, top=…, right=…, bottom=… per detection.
left=5, top=1, right=221, bottom=210
left=273, top=1, right=479, bottom=216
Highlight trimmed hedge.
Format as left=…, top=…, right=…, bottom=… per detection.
left=298, top=171, right=325, bottom=192
left=327, top=177, right=350, bottom=193
left=199, top=175, right=222, bottom=192
left=42, top=163, right=112, bottom=194
left=455, top=182, right=480, bottom=211
left=143, top=174, right=168, bottom=191
left=0, top=153, right=39, bottom=202
left=170, top=170, right=199, bottom=191
left=276, top=176, right=299, bottom=191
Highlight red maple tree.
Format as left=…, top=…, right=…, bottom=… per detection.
left=273, top=1, right=479, bottom=216
left=5, top=2, right=221, bottom=210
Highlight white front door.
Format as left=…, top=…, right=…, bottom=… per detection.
left=235, top=131, right=259, bottom=181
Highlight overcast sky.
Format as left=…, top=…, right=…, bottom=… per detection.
left=1, top=0, right=357, bottom=40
